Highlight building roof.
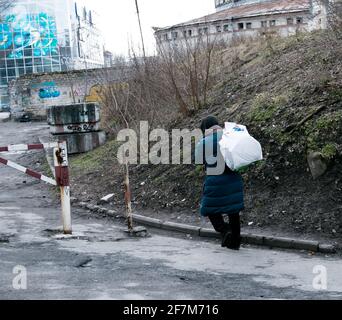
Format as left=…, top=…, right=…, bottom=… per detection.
left=156, top=0, right=310, bottom=31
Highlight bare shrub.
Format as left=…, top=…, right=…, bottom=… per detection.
left=92, top=55, right=174, bottom=136
left=157, top=30, right=220, bottom=116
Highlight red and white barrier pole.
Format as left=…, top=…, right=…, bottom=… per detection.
left=54, top=141, right=72, bottom=235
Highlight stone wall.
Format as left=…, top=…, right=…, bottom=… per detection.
left=9, top=67, right=129, bottom=120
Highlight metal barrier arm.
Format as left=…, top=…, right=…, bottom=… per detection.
left=0, top=141, right=72, bottom=235
left=0, top=156, right=57, bottom=186
left=0, top=143, right=59, bottom=153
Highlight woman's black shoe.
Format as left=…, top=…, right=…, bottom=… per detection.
left=221, top=225, right=232, bottom=248
left=227, top=236, right=241, bottom=250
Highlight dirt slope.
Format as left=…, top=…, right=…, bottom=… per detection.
left=70, top=31, right=342, bottom=240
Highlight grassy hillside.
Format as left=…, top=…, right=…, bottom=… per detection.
left=70, top=31, right=342, bottom=239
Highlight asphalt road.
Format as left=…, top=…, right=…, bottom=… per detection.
left=0, top=122, right=342, bottom=300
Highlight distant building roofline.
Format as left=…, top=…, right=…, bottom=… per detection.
left=155, top=0, right=311, bottom=33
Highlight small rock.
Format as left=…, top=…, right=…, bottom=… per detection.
left=75, top=258, right=92, bottom=268
left=99, top=193, right=115, bottom=204
left=248, top=222, right=254, bottom=226
left=307, top=152, right=327, bottom=180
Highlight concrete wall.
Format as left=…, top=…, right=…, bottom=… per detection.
left=8, top=67, right=129, bottom=120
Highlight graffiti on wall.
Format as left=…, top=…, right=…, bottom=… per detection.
left=0, top=13, right=59, bottom=58
left=36, top=82, right=60, bottom=99
left=85, top=83, right=130, bottom=104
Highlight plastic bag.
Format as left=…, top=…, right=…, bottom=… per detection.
left=219, top=122, right=263, bottom=171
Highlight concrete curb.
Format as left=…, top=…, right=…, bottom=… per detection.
left=73, top=200, right=337, bottom=254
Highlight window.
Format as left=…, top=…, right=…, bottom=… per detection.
left=198, top=28, right=203, bottom=35
left=7, top=68, right=15, bottom=77
left=188, top=29, right=192, bottom=37
left=238, top=23, right=244, bottom=30
left=223, top=24, right=229, bottom=32
left=163, top=34, right=169, bottom=41
left=216, top=25, right=222, bottom=33
left=270, top=20, right=276, bottom=27
left=203, top=27, right=208, bottom=34
left=246, top=22, right=252, bottom=29
left=261, top=21, right=267, bottom=28
left=43, top=65, right=52, bottom=73
left=296, top=17, right=303, bottom=24
left=25, top=66, right=33, bottom=74
left=183, top=30, right=187, bottom=38
left=172, top=31, right=178, bottom=40
left=287, top=18, right=294, bottom=25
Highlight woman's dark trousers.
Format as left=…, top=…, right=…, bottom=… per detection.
left=209, top=213, right=241, bottom=249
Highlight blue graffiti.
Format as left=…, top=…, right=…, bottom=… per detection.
left=0, top=12, right=59, bottom=58
left=38, top=82, right=60, bottom=99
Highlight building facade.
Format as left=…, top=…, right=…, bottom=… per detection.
left=0, top=0, right=104, bottom=111
left=154, top=0, right=327, bottom=50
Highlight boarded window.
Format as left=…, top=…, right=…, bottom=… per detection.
left=246, top=22, right=252, bottom=29
left=287, top=17, right=294, bottom=25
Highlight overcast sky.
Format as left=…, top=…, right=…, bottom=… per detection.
left=82, top=0, right=214, bottom=57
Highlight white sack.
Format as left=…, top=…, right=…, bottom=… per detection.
left=219, top=122, right=263, bottom=171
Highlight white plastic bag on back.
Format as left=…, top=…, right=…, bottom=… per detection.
left=219, top=122, right=263, bottom=171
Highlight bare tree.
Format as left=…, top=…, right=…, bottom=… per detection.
left=156, top=26, right=219, bottom=116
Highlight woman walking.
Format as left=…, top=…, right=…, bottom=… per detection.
left=196, top=116, right=245, bottom=250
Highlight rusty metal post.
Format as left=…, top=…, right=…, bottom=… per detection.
left=54, top=141, right=72, bottom=235
left=124, top=160, right=133, bottom=232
